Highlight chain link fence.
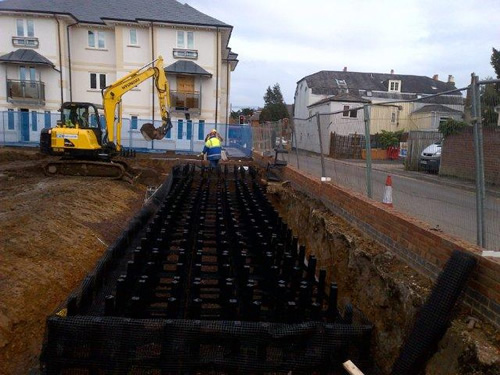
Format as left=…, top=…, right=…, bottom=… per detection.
left=253, top=76, right=500, bottom=252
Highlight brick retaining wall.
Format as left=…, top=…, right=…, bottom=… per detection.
left=440, top=127, right=500, bottom=185
left=255, top=153, right=500, bottom=328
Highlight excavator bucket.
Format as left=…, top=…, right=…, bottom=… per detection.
left=140, top=123, right=165, bottom=141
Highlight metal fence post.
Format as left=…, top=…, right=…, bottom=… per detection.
left=292, top=126, right=300, bottom=169
left=316, top=113, right=326, bottom=178
left=470, top=74, right=486, bottom=248
left=363, top=105, right=373, bottom=198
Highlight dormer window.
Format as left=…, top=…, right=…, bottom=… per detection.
left=389, top=80, right=401, bottom=92
left=336, top=79, right=348, bottom=93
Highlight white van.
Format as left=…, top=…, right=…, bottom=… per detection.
left=419, top=140, right=442, bottom=172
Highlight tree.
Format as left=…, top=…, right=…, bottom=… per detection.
left=230, top=107, right=254, bottom=120
left=480, top=78, right=499, bottom=127
left=259, top=84, right=289, bottom=123
left=480, top=48, right=500, bottom=127
left=491, top=48, right=500, bottom=78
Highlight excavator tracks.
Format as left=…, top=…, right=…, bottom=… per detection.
left=43, top=160, right=136, bottom=183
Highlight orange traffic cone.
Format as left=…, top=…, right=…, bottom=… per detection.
left=382, top=175, right=393, bottom=207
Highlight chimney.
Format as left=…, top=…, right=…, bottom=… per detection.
left=390, top=69, right=394, bottom=74
left=433, top=74, right=439, bottom=81
left=343, top=66, right=347, bottom=72
left=448, top=75, right=455, bottom=83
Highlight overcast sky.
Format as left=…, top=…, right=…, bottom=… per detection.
left=183, top=0, right=499, bottom=109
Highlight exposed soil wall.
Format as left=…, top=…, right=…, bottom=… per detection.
left=0, top=148, right=177, bottom=374
left=253, top=152, right=500, bottom=330
left=267, top=183, right=499, bottom=374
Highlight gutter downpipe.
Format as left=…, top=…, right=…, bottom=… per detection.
left=215, top=27, right=219, bottom=130
left=151, top=22, right=155, bottom=124
left=151, top=22, right=155, bottom=150
left=225, top=58, right=229, bottom=146
left=54, top=15, right=64, bottom=107
left=66, top=21, right=79, bottom=102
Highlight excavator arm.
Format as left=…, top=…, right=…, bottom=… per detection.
left=102, top=56, right=172, bottom=152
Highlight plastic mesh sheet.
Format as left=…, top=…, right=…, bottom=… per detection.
left=41, top=164, right=373, bottom=374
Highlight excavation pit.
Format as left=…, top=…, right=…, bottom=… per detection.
left=40, top=163, right=374, bottom=374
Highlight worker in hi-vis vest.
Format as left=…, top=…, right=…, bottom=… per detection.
left=200, top=129, right=222, bottom=168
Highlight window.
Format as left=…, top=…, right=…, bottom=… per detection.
left=342, top=105, right=357, bottom=118
left=88, top=30, right=106, bottom=49
left=366, top=90, right=372, bottom=97
left=131, top=116, right=138, bottom=130
left=20, top=66, right=37, bottom=82
left=177, top=31, right=194, bottom=49
left=129, top=29, right=138, bottom=46
left=17, top=19, right=34, bottom=37
left=389, top=80, right=401, bottom=92
left=177, top=120, right=183, bottom=139
left=391, top=112, right=396, bottom=123
left=44, top=111, right=51, bottom=129
left=8, top=109, right=14, bottom=130
left=31, top=111, right=37, bottom=131
left=186, top=120, right=192, bottom=140
left=90, top=73, right=106, bottom=89
left=336, top=79, right=348, bottom=93
left=13, top=19, right=38, bottom=47
left=198, top=120, right=205, bottom=140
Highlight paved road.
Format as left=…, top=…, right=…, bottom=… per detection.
left=282, top=152, right=500, bottom=251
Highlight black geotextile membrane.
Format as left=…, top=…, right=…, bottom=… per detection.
left=391, top=250, right=477, bottom=375
left=41, top=164, right=373, bottom=374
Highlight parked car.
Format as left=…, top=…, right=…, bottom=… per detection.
left=419, top=140, right=442, bottom=172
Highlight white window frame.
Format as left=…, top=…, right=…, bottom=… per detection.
left=16, top=19, right=34, bottom=37
left=128, top=28, right=138, bottom=46
left=176, top=30, right=194, bottom=49
left=89, top=73, right=107, bottom=90
left=88, top=30, right=106, bottom=49
left=389, top=80, right=401, bottom=92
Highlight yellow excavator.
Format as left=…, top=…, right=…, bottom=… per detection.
left=40, top=56, right=172, bottom=180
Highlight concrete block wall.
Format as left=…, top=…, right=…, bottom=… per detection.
left=254, top=153, right=500, bottom=328
left=440, top=127, right=500, bottom=185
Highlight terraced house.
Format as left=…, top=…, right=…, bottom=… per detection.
left=0, top=0, right=238, bottom=150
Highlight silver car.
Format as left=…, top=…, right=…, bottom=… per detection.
left=419, top=140, right=442, bottom=172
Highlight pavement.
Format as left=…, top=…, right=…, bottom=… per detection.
left=335, top=158, right=500, bottom=198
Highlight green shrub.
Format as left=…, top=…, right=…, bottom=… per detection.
left=438, top=118, right=468, bottom=137
left=378, top=130, right=404, bottom=149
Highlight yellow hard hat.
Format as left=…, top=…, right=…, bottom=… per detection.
left=210, top=129, right=217, bottom=133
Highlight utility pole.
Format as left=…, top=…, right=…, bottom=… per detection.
left=363, top=105, right=373, bottom=198
left=470, top=74, right=486, bottom=248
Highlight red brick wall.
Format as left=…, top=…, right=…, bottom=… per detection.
left=440, top=127, right=500, bottom=185
left=254, top=152, right=500, bottom=328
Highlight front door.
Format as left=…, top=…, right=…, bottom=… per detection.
left=176, top=119, right=193, bottom=151
left=20, top=109, right=29, bottom=142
